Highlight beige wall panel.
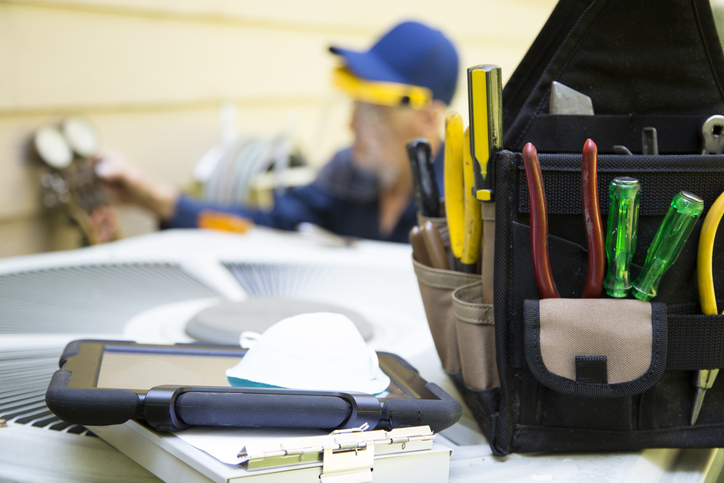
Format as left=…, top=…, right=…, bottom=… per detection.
left=92, top=102, right=352, bottom=179
left=8, top=0, right=556, bottom=45
left=0, top=214, right=80, bottom=257
left=0, top=3, right=343, bottom=112
left=0, top=1, right=553, bottom=113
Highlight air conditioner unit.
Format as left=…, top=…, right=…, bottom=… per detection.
left=0, top=227, right=434, bottom=481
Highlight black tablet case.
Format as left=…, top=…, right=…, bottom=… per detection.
left=46, top=340, right=462, bottom=433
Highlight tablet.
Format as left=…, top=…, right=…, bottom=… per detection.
left=45, top=340, right=462, bottom=433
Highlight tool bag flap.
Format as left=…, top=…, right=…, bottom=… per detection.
left=523, top=299, right=667, bottom=397
left=502, top=0, right=724, bottom=155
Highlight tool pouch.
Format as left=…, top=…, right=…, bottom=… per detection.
left=412, top=210, right=494, bottom=381
left=450, top=150, right=724, bottom=456
left=413, top=244, right=500, bottom=440
left=412, top=0, right=724, bottom=455
left=413, top=258, right=479, bottom=375
left=413, top=208, right=500, bottom=436
left=427, top=0, right=724, bottom=456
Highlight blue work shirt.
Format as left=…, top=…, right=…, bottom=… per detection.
left=167, top=146, right=445, bottom=243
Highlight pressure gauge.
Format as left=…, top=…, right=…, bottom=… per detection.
left=62, top=116, right=100, bottom=158
left=33, top=126, right=73, bottom=169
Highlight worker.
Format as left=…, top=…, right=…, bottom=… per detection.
left=95, top=21, right=459, bottom=243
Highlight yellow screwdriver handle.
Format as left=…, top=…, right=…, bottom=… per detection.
left=461, top=127, right=482, bottom=269
left=698, top=191, right=724, bottom=315
left=468, top=64, right=502, bottom=202
left=444, top=111, right=465, bottom=260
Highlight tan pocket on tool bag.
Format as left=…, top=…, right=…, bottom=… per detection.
left=413, top=258, right=480, bottom=374
left=453, top=282, right=498, bottom=390
left=523, top=298, right=667, bottom=397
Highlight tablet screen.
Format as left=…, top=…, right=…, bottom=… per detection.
left=97, top=352, right=241, bottom=390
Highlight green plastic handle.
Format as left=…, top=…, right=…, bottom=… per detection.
left=632, top=191, right=704, bottom=301
left=604, top=177, right=640, bottom=298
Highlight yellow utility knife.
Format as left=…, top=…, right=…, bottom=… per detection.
left=461, top=127, right=482, bottom=273
left=444, top=111, right=465, bottom=265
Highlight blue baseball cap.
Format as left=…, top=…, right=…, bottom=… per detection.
left=329, top=21, right=459, bottom=106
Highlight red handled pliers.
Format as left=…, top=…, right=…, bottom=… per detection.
left=522, top=139, right=605, bottom=299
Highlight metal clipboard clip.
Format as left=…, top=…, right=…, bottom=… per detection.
left=237, top=424, right=435, bottom=482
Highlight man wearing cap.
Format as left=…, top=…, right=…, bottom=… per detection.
left=96, top=21, right=459, bottom=243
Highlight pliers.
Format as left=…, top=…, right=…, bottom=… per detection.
left=522, top=140, right=605, bottom=299
left=691, top=190, right=724, bottom=424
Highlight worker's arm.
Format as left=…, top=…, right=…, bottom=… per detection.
left=94, top=151, right=180, bottom=221
left=168, top=185, right=333, bottom=230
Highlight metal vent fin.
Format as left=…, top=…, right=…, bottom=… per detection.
left=0, top=346, right=87, bottom=434
left=224, top=261, right=345, bottom=299
left=0, top=263, right=220, bottom=333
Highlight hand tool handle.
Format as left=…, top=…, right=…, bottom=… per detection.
left=406, top=139, right=440, bottom=217
left=581, top=139, right=605, bottom=298
left=421, top=220, right=449, bottom=270
left=467, top=65, right=502, bottom=202
left=603, top=177, right=640, bottom=298
left=461, top=127, right=482, bottom=273
left=409, top=225, right=432, bottom=267
left=444, top=112, right=465, bottom=261
left=522, top=143, right=559, bottom=299
left=632, top=191, right=704, bottom=301
left=697, top=190, right=724, bottom=315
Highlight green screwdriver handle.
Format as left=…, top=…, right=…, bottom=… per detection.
left=632, top=191, right=704, bottom=302
left=604, top=177, right=640, bottom=298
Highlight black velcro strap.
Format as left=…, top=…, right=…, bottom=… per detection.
left=515, top=152, right=724, bottom=217
left=667, top=314, right=724, bottom=370
left=515, top=114, right=710, bottom=155
left=575, top=356, right=608, bottom=384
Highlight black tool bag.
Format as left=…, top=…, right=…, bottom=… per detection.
left=421, top=0, right=724, bottom=456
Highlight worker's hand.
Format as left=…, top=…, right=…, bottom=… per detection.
left=93, top=151, right=179, bottom=221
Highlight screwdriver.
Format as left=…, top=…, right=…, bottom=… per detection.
left=421, top=220, right=449, bottom=270
left=603, top=177, right=641, bottom=298
left=409, top=225, right=432, bottom=267
left=467, top=64, right=502, bottom=202
left=407, top=139, right=441, bottom=218
left=631, top=191, right=704, bottom=302
left=691, top=190, right=724, bottom=425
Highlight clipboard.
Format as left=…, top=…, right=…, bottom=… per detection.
left=45, top=340, right=462, bottom=433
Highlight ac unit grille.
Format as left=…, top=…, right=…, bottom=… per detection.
left=0, top=347, right=88, bottom=434
left=0, top=263, right=221, bottom=333
left=223, top=261, right=344, bottom=298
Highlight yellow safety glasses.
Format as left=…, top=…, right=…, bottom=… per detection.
left=332, top=66, right=433, bottom=110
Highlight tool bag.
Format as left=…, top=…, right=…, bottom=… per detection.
left=415, top=0, right=724, bottom=455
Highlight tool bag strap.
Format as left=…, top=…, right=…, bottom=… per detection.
left=515, top=153, right=724, bottom=217
left=522, top=114, right=713, bottom=155
left=667, top=312, right=724, bottom=370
